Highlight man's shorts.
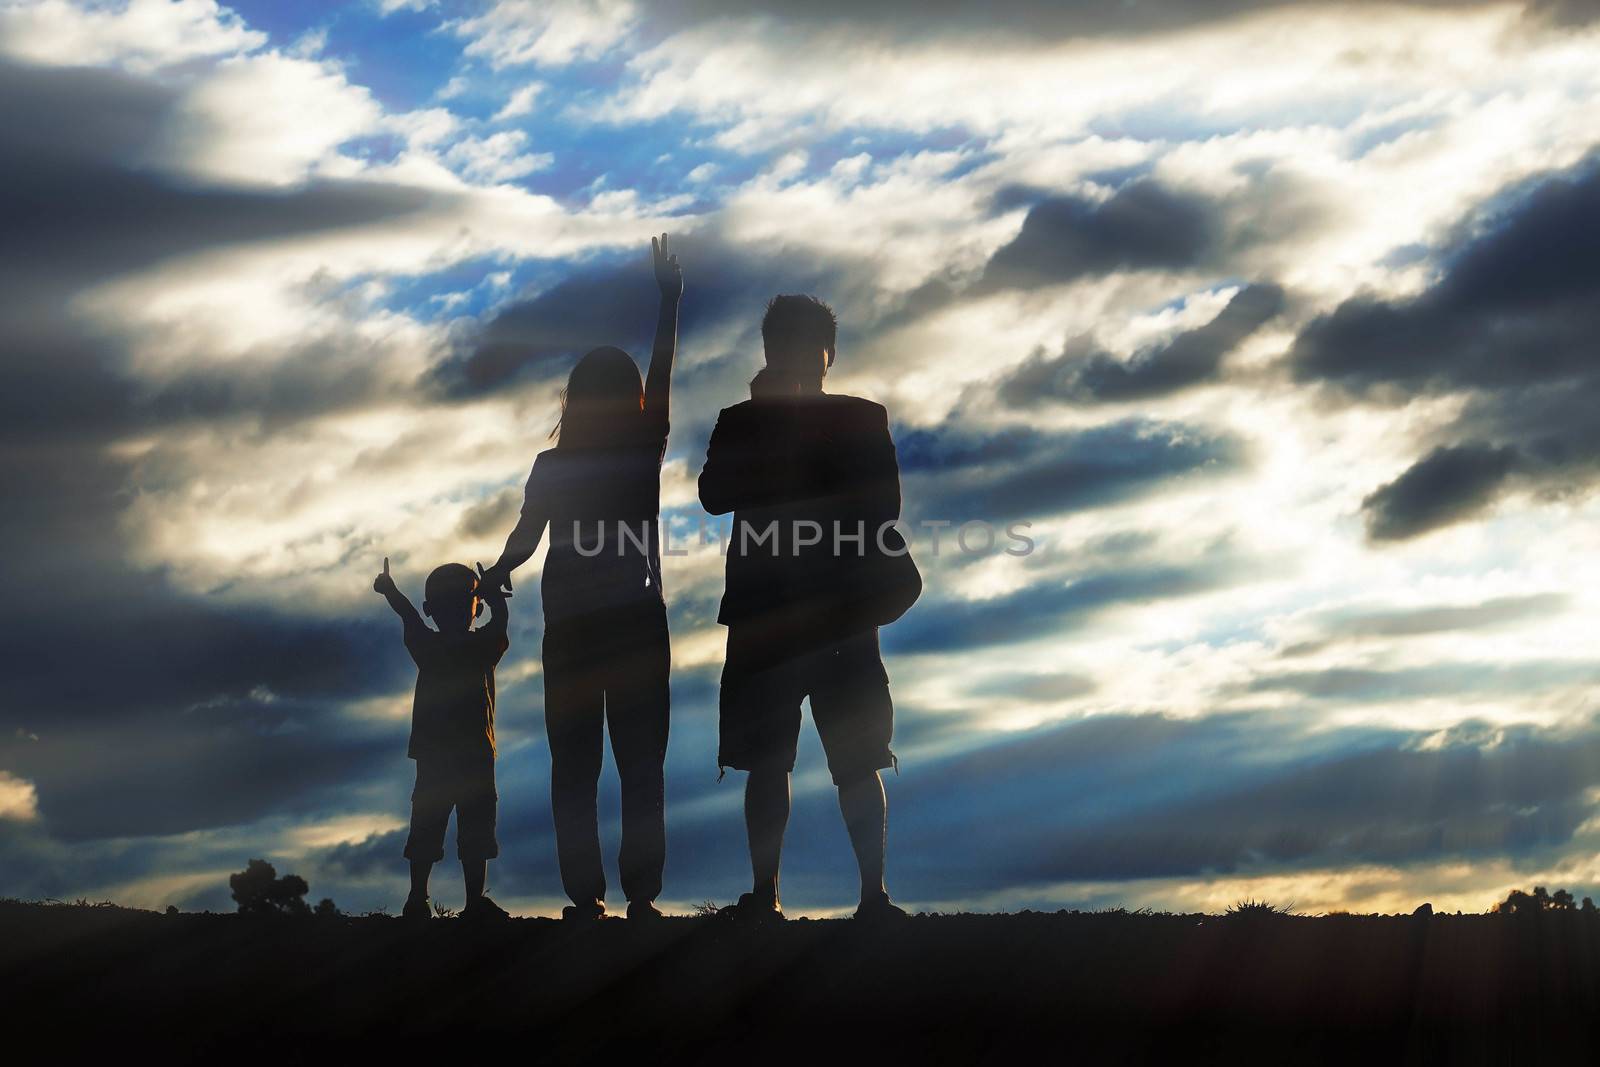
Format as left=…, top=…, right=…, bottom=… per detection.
left=718, top=626, right=895, bottom=786
left=403, top=750, right=499, bottom=863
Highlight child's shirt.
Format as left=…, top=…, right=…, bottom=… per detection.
left=403, top=623, right=509, bottom=760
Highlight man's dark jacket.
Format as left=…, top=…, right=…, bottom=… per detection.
left=698, top=391, right=902, bottom=653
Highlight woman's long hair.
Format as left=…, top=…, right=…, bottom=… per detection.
left=550, top=346, right=646, bottom=448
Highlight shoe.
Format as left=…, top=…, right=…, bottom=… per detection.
left=401, top=896, right=432, bottom=921
left=562, top=901, right=606, bottom=922
left=627, top=900, right=663, bottom=922
left=462, top=895, right=511, bottom=922
left=853, top=892, right=909, bottom=922
left=725, top=891, right=785, bottom=923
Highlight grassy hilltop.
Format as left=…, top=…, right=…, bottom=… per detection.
left=5, top=899, right=1600, bottom=1064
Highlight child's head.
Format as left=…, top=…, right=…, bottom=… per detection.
left=423, top=563, right=481, bottom=631
left=551, top=345, right=645, bottom=448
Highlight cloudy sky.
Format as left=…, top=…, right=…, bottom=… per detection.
left=3, top=0, right=1600, bottom=917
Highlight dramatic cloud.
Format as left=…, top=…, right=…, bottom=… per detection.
left=0, top=59, right=454, bottom=437
left=4, top=0, right=1600, bottom=919
left=436, top=225, right=940, bottom=400
left=0, top=56, right=474, bottom=874
left=1361, top=443, right=1522, bottom=540
left=1245, top=659, right=1598, bottom=702
left=898, top=417, right=1247, bottom=525
left=1292, top=157, right=1600, bottom=539
left=0, top=771, right=39, bottom=822
left=891, top=712, right=1600, bottom=894
left=979, top=182, right=1219, bottom=292
left=1281, top=591, right=1568, bottom=655
left=654, top=0, right=1573, bottom=42
left=886, top=557, right=1246, bottom=655
left=998, top=283, right=1284, bottom=404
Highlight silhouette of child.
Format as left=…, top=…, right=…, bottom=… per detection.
left=373, top=556, right=510, bottom=921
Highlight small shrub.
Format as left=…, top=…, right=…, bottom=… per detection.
left=1224, top=899, right=1294, bottom=919
left=1493, top=886, right=1591, bottom=915
left=228, top=859, right=311, bottom=916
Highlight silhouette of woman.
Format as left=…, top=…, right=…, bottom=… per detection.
left=479, top=235, right=682, bottom=921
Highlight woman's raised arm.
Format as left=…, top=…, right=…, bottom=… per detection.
left=643, top=233, right=682, bottom=423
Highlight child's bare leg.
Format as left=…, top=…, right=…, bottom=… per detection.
left=462, top=858, right=486, bottom=902
left=407, top=859, right=432, bottom=904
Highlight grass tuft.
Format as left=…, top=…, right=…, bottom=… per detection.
left=1224, top=899, right=1295, bottom=919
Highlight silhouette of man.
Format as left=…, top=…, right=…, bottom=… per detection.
left=699, top=295, right=907, bottom=922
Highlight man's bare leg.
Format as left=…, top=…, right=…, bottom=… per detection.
left=462, top=858, right=486, bottom=903
left=745, top=767, right=790, bottom=905
left=838, top=771, right=886, bottom=903
left=407, top=859, right=431, bottom=904
left=403, top=859, right=433, bottom=918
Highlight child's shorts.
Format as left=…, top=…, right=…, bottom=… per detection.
left=403, top=750, right=498, bottom=863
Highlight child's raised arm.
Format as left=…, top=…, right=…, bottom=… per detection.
left=643, top=233, right=682, bottom=425
left=474, top=563, right=511, bottom=654
left=373, top=556, right=426, bottom=635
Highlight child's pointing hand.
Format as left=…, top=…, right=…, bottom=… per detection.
left=374, top=556, right=397, bottom=595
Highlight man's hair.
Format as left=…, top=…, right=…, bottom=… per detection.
left=424, top=563, right=478, bottom=605
left=761, top=294, right=837, bottom=371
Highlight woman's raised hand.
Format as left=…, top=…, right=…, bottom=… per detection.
left=652, top=233, right=683, bottom=301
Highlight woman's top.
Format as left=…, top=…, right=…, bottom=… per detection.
left=510, top=414, right=668, bottom=625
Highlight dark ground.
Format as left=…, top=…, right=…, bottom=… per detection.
left=5, top=901, right=1600, bottom=1064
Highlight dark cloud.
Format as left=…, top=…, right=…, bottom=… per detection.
left=650, top=1, right=1562, bottom=45
left=12, top=702, right=397, bottom=842
left=0, top=579, right=415, bottom=841
left=890, top=712, right=1600, bottom=895
left=0, top=58, right=459, bottom=862
left=1290, top=165, right=1600, bottom=395
left=970, top=671, right=1098, bottom=701
left=431, top=259, right=659, bottom=397
left=433, top=231, right=845, bottom=399
left=1283, top=591, right=1568, bottom=655
left=23, top=704, right=1600, bottom=913
left=457, top=487, right=523, bottom=539
left=1331, top=592, right=1567, bottom=635
left=1528, top=0, right=1600, bottom=25
left=318, top=828, right=409, bottom=882
left=898, top=417, right=1247, bottom=523
left=997, top=283, right=1284, bottom=405
left=978, top=181, right=1219, bottom=292
left=0, top=61, right=453, bottom=443
left=1289, top=157, right=1600, bottom=539
left=1245, top=659, right=1599, bottom=702
left=885, top=547, right=1250, bottom=655
left=1361, top=443, right=1522, bottom=540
